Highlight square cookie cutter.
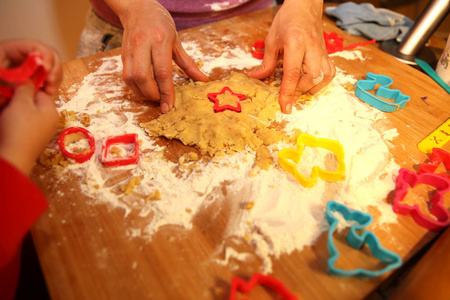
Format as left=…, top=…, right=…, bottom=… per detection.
left=101, top=133, right=140, bottom=167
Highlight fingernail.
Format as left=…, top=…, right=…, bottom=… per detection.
left=285, top=103, right=292, bottom=114
left=161, top=103, right=169, bottom=114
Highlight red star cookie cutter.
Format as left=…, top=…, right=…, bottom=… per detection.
left=393, top=168, right=450, bottom=231
left=418, top=148, right=450, bottom=179
left=207, top=87, right=247, bottom=113
left=58, top=127, right=96, bottom=163
left=324, top=32, right=376, bottom=54
left=101, top=133, right=139, bottom=167
left=229, top=273, right=297, bottom=300
left=0, top=53, right=47, bottom=101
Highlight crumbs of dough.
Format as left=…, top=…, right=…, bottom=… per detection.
left=121, top=176, right=141, bottom=195
left=58, top=110, right=91, bottom=129
left=39, top=148, right=71, bottom=167
left=146, top=189, right=162, bottom=202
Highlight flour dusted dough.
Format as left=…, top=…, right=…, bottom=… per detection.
left=141, top=72, right=305, bottom=157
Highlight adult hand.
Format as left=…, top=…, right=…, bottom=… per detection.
left=0, top=39, right=63, bottom=95
left=107, top=0, right=209, bottom=113
left=248, top=0, right=335, bottom=114
left=0, top=83, right=59, bottom=175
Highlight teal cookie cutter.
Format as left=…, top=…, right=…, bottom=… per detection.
left=355, top=72, right=410, bottom=112
left=325, top=201, right=402, bottom=278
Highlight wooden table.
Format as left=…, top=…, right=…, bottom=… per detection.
left=30, top=5, right=450, bottom=300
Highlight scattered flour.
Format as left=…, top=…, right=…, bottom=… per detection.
left=48, top=43, right=400, bottom=274
left=182, top=41, right=262, bottom=75
left=330, top=50, right=365, bottom=61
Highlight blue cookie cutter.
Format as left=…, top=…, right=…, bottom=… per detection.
left=355, top=72, right=410, bottom=112
left=325, top=201, right=402, bottom=278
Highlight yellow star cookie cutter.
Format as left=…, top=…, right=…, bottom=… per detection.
left=278, top=133, right=346, bottom=188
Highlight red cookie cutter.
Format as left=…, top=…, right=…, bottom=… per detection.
left=418, top=148, right=450, bottom=179
left=58, top=127, right=95, bottom=163
left=252, top=40, right=265, bottom=59
left=101, top=133, right=139, bottom=167
left=393, top=168, right=450, bottom=231
left=207, top=87, right=247, bottom=113
left=229, top=273, right=297, bottom=300
left=0, top=53, right=47, bottom=100
left=324, top=32, right=376, bottom=54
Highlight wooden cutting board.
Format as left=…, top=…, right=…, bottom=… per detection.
left=30, top=6, right=450, bottom=300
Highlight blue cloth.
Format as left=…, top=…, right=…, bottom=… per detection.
left=325, top=2, right=414, bottom=42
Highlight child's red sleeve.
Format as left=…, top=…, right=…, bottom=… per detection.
left=0, top=158, right=48, bottom=300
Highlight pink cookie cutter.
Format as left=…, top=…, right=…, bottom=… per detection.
left=393, top=168, right=450, bottom=231
left=418, top=148, right=450, bottom=179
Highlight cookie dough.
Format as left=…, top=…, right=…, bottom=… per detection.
left=141, top=72, right=309, bottom=156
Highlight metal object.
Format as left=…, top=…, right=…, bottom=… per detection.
left=380, top=0, right=450, bottom=65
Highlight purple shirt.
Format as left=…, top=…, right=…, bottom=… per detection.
left=90, top=0, right=273, bottom=30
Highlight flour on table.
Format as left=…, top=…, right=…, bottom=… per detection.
left=43, top=43, right=399, bottom=274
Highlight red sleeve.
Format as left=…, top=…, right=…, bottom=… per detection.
left=0, top=158, right=48, bottom=300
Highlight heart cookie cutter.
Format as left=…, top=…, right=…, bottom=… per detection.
left=207, top=87, right=247, bottom=113
left=278, top=133, right=346, bottom=188
left=101, top=133, right=140, bottom=167
left=418, top=148, right=450, bottom=179
left=393, top=168, right=450, bottom=231
left=229, top=273, right=297, bottom=300
left=326, top=201, right=402, bottom=278
left=355, top=72, right=410, bottom=112
left=58, top=127, right=95, bottom=163
left=0, top=53, right=47, bottom=101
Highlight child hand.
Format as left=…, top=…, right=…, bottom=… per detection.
left=0, top=39, right=63, bottom=95
left=0, top=82, right=59, bottom=175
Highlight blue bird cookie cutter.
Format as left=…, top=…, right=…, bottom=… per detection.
left=355, top=72, right=410, bottom=112
left=325, top=201, right=402, bottom=278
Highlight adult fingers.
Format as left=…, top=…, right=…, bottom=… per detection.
left=278, top=39, right=305, bottom=114
left=151, top=44, right=175, bottom=114
left=247, top=37, right=278, bottom=80
left=307, top=55, right=336, bottom=94
left=173, top=41, right=209, bottom=82
left=294, top=45, right=324, bottom=94
left=122, top=45, right=160, bottom=101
